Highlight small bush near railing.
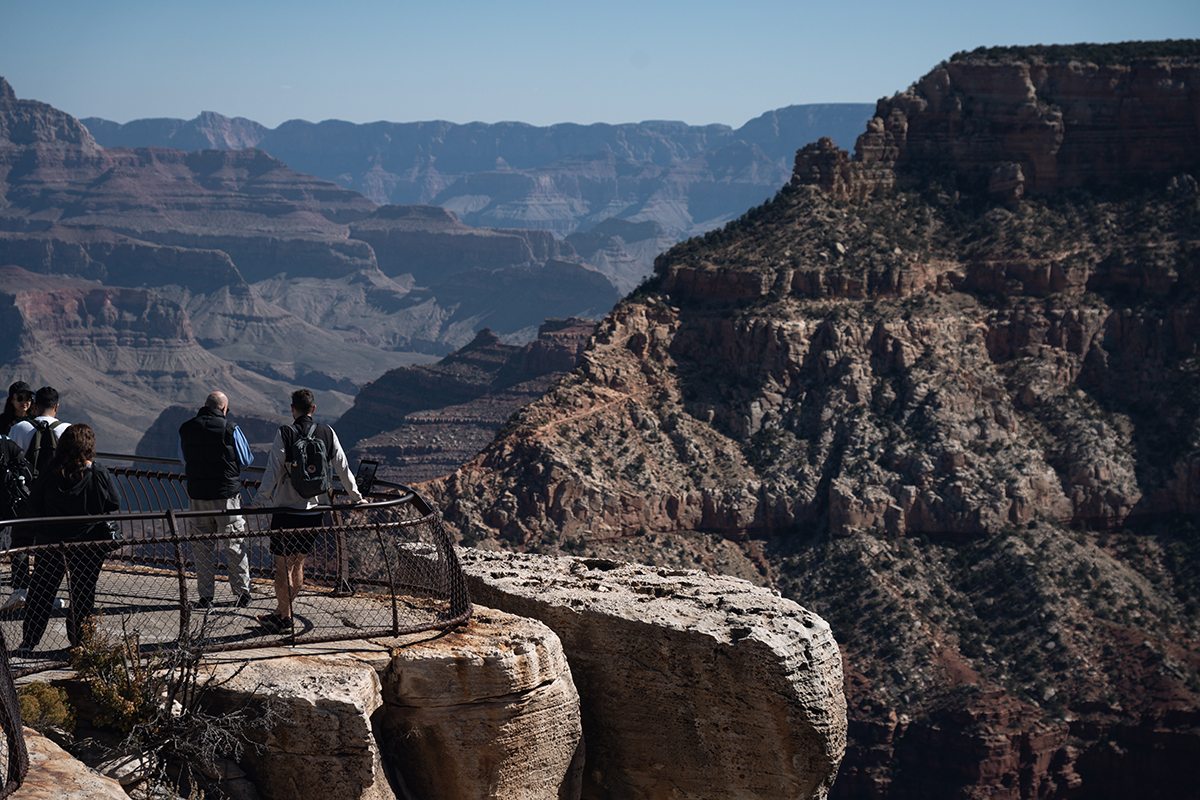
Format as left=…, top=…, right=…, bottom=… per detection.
left=16, top=681, right=75, bottom=735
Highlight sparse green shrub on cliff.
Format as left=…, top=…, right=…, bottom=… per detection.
left=17, top=680, right=75, bottom=734
left=950, top=40, right=1200, bottom=66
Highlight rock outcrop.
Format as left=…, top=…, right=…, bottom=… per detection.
left=376, top=607, right=583, bottom=800
left=459, top=549, right=847, bottom=800
left=793, top=46, right=1200, bottom=202
left=204, top=607, right=582, bottom=800
left=15, top=727, right=128, bottom=800
left=14, top=550, right=846, bottom=800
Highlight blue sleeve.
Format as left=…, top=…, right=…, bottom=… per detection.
left=233, top=426, right=253, bottom=467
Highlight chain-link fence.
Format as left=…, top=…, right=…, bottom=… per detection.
left=1, top=456, right=471, bottom=679
left=0, top=628, right=26, bottom=800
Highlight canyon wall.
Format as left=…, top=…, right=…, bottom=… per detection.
left=426, top=44, right=1200, bottom=799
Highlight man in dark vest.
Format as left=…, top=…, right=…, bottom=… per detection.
left=178, top=391, right=254, bottom=608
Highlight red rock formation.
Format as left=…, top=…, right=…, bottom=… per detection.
left=339, top=319, right=595, bottom=483
left=427, top=44, right=1200, bottom=800
left=794, top=54, right=1200, bottom=202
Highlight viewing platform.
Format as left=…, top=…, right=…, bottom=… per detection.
left=0, top=454, right=472, bottom=678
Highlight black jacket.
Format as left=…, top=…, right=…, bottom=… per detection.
left=27, top=463, right=121, bottom=545
left=179, top=406, right=242, bottom=500
left=0, top=436, right=31, bottom=519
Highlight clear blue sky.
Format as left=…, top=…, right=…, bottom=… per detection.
left=3, top=0, right=1196, bottom=129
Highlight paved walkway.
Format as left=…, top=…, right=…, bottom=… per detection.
left=3, top=562, right=425, bottom=676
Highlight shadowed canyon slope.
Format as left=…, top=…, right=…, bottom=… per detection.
left=427, top=43, right=1200, bottom=799
left=336, top=318, right=597, bottom=485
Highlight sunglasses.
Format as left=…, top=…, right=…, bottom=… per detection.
left=13, top=394, right=33, bottom=403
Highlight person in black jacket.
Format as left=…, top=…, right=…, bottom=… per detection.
left=17, top=424, right=120, bottom=652
left=178, top=391, right=254, bottom=608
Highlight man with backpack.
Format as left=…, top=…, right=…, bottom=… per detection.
left=252, top=389, right=363, bottom=633
left=2, top=386, right=71, bottom=612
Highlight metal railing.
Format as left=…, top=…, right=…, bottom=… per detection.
left=1, top=454, right=472, bottom=679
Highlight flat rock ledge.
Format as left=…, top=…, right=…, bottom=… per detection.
left=459, top=549, right=848, bottom=800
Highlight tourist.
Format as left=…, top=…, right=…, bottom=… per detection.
left=17, top=424, right=120, bottom=652
left=0, top=381, right=35, bottom=436
left=252, top=389, right=362, bottom=633
left=178, top=391, right=254, bottom=608
left=2, top=386, right=71, bottom=613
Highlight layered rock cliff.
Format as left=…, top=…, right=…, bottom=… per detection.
left=0, top=265, right=287, bottom=451
left=426, top=42, right=1200, bottom=799
left=338, top=319, right=595, bottom=483
left=794, top=43, right=1200, bottom=203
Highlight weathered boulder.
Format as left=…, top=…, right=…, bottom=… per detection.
left=14, top=726, right=127, bottom=800
left=376, top=607, right=583, bottom=800
left=210, top=654, right=396, bottom=800
left=458, top=549, right=847, bottom=800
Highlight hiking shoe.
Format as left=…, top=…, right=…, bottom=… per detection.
left=257, top=612, right=292, bottom=633
left=235, top=593, right=251, bottom=608
left=0, top=589, right=26, bottom=613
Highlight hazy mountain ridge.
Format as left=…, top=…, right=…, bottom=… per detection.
left=426, top=43, right=1200, bottom=799
left=81, top=104, right=875, bottom=242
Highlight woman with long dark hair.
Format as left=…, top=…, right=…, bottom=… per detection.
left=17, top=424, right=120, bottom=652
left=0, top=381, right=35, bottom=436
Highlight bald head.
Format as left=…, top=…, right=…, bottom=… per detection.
left=204, top=391, right=229, bottom=414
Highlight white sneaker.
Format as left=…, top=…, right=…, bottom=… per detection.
left=0, top=589, right=26, bottom=612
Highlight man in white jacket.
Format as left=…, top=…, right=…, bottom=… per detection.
left=252, top=389, right=363, bottom=632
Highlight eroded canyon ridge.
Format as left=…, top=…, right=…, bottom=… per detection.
left=428, top=42, right=1200, bottom=799
left=0, top=76, right=619, bottom=452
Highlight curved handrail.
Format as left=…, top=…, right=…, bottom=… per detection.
left=1, top=459, right=471, bottom=678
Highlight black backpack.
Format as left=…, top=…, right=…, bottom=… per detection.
left=1, top=438, right=32, bottom=518
left=282, top=422, right=332, bottom=499
left=26, top=419, right=68, bottom=480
